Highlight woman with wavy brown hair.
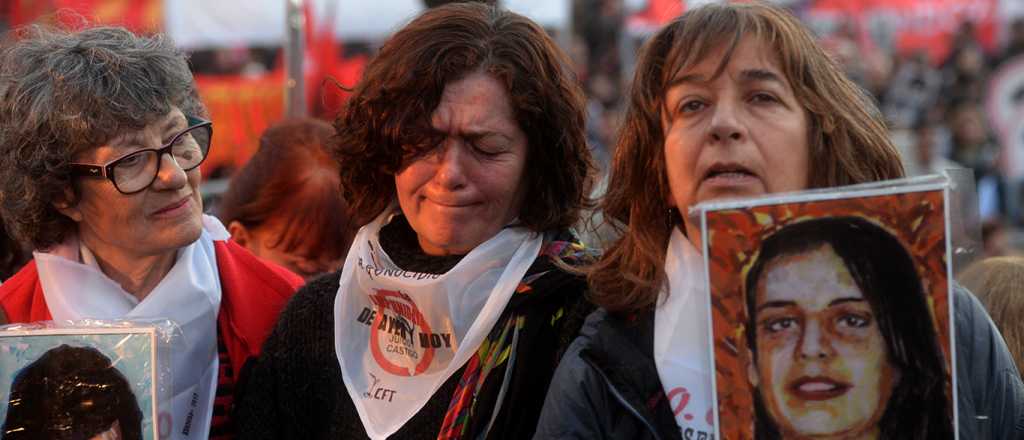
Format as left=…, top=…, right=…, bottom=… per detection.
left=236, top=3, right=595, bottom=439
left=536, top=3, right=1022, bottom=439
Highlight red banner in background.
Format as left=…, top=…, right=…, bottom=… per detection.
left=195, top=73, right=286, bottom=176
left=627, top=0, right=685, bottom=32
left=303, top=2, right=367, bottom=119
left=806, top=0, right=999, bottom=64
left=192, top=55, right=366, bottom=178
left=6, top=0, right=365, bottom=179
left=10, top=0, right=162, bottom=33
left=192, top=2, right=367, bottom=177
left=625, top=0, right=1000, bottom=65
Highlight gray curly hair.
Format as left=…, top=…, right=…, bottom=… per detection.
left=0, top=25, right=206, bottom=250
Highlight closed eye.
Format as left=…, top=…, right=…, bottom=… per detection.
left=461, top=132, right=512, bottom=158
left=469, top=142, right=503, bottom=157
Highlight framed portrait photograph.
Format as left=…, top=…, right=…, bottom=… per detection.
left=697, top=179, right=956, bottom=440
left=0, top=327, right=161, bottom=440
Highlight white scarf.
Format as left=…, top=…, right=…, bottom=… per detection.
left=334, top=210, right=542, bottom=439
left=654, top=228, right=717, bottom=437
left=34, top=215, right=229, bottom=440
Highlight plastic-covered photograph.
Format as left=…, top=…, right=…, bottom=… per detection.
left=0, top=327, right=161, bottom=440
left=697, top=181, right=956, bottom=440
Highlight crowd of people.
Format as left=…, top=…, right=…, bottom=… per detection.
left=0, top=1, right=1022, bottom=439
left=575, top=1, right=1024, bottom=259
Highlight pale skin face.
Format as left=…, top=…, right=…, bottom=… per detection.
left=394, top=72, right=529, bottom=256
left=749, top=244, right=898, bottom=440
left=662, top=37, right=810, bottom=244
left=57, top=108, right=204, bottom=299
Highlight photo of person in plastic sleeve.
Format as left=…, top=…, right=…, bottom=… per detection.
left=742, top=217, right=953, bottom=439
left=1, top=344, right=143, bottom=440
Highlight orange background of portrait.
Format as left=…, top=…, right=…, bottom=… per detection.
left=703, top=189, right=952, bottom=440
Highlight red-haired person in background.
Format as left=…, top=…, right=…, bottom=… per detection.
left=217, top=118, right=356, bottom=279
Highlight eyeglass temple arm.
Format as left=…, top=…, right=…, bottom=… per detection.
left=186, top=115, right=210, bottom=126
left=69, top=163, right=107, bottom=178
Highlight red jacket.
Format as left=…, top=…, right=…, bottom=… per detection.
left=0, top=240, right=304, bottom=377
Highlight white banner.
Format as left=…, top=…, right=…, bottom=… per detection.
left=165, top=0, right=568, bottom=50
left=165, top=0, right=286, bottom=49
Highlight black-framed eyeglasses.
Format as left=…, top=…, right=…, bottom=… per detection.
left=70, top=117, right=213, bottom=195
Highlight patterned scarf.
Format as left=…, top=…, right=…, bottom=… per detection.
left=437, top=239, right=590, bottom=439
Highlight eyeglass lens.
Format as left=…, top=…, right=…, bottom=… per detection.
left=113, top=125, right=211, bottom=193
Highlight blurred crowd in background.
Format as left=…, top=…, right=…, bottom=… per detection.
left=571, top=0, right=1024, bottom=261
left=3, top=0, right=1024, bottom=279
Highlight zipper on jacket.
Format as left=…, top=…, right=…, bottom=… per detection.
left=582, top=355, right=664, bottom=440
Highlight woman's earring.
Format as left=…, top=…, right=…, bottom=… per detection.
left=668, top=207, right=681, bottom=227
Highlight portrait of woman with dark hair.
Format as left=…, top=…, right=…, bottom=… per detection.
left=743, top=217, right=952, bottom=439
left=2, top=344, right=144, bottom=440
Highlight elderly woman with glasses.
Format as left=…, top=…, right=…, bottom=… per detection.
left=0, top=26, right=303, bottom=439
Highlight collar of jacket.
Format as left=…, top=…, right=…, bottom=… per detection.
left=580, top=308, right=683, bottom=440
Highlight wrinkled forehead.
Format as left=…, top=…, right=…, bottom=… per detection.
left=431, top=73, right=516, bottom=132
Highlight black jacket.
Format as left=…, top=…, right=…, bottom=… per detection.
left=535, top=286, right=1024, bottom=440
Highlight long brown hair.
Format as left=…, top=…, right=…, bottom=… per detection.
left=332, top=2, right=592, bottom=232
left=959, top=257, right=1024, bottom=373
left=590, top=2, right=904, bottom=313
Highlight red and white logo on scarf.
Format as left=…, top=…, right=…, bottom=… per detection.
left=362, top=289, right=436, bottom=376
left=335, top=210, right=542, bottom=439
